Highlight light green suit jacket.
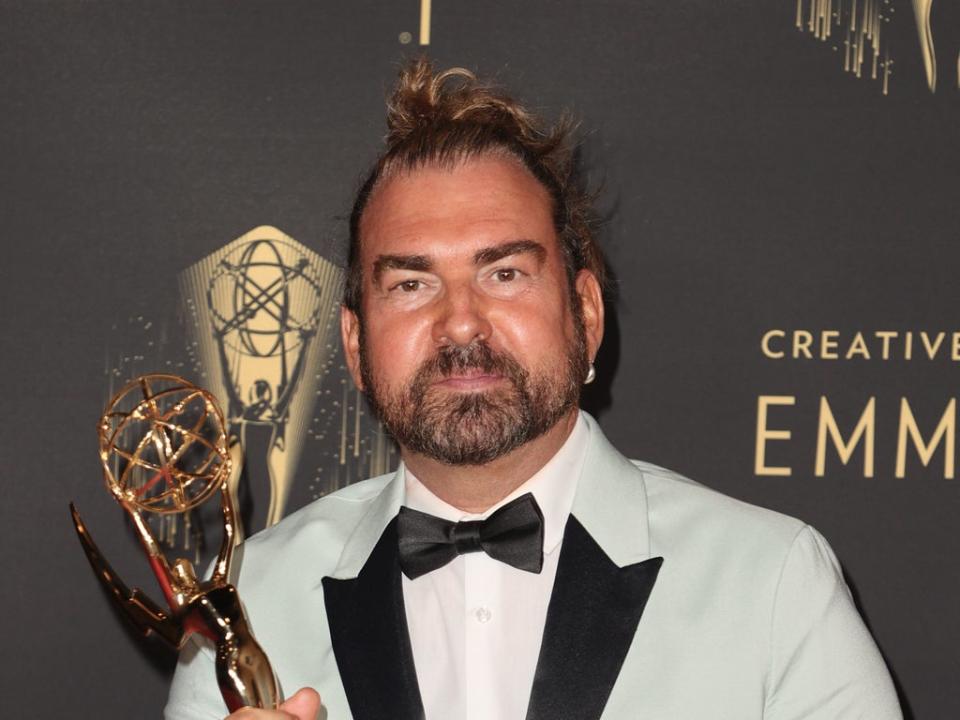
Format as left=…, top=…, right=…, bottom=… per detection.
left=165, top=413, right=902, bottom=720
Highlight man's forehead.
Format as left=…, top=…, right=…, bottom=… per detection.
left=359, top=157, right=557, bottom=262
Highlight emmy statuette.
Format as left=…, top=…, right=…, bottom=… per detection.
left=70, top=374, right=279, bottom=712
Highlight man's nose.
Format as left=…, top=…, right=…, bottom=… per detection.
left=432, top=281, right=493, bottom=347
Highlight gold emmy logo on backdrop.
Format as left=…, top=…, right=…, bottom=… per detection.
left=69, top=374, right=279, bottom=713
left=180, top=226, right=344, bottom=539
left=795, top=0, right=955, bottom=93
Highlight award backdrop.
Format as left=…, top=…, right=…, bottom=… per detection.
left=1, top=1, right=957, bottom=717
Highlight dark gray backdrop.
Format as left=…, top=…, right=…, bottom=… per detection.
left=2, top=1, right=957, bottom=717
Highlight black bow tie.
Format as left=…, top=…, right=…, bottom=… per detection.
left=397, top=493, right=545, bottom=580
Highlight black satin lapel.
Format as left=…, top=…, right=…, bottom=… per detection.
left=526, top=516, right=663, bottom=720
left=322, top=518, right=425, bottom=720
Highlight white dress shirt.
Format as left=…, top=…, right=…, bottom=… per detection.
left=401, top=413, right=590, bottom=720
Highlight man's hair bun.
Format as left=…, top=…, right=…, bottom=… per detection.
left=384, top=57, right=545, bottom=152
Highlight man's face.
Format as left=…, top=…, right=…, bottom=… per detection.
left=341, top=154, right=602, bottom=465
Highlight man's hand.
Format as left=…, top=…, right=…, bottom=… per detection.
left=225, top=688, right=321, bottom=720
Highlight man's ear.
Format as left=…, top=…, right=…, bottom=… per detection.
left=340, top=304, right=364, bottom=390
left=575, top=269, right=605, bottom=362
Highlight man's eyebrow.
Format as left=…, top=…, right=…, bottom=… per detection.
left=474, top=239, right=547, bottom=266
left=372, top=254, right=433, bottom=286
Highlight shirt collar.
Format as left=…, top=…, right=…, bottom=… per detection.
left=402, top=411, right=590, bottom=556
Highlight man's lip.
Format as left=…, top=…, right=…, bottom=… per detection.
left=432, top=373, right=504, bottom=389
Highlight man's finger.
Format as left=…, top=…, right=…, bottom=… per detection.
left=278, top=687, right=321, bottom=720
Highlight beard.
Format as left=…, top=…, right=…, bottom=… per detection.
left=359, top=318, right=588, bottom=466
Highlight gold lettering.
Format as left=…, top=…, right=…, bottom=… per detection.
left=815, top=397, right=876, bottom=477
left=845, top=331, right=871, bottom=359
left=755, top=329, right=960, bottom=362
left=920, top=331, right=945, bottom=359
left=755, top=396, right=795, bottom=476
left=820, top=330, right=839, bottom=359
left=895, top=398, right=956, bottom=479
left=762, top=329, right=786, bottom=359
left=793, top=331, right=813, bottom=359
left=875, top=331, right=897, bottom=360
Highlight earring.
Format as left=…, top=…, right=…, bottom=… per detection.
left=584, top=363, right=596, bottom=385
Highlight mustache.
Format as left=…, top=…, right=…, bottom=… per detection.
left=415, top=341, right=526, bottom=383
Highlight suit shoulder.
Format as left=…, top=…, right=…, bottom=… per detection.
left=249, top=473, right=392, bottom=541
left=632, top=459, right=807, bottom=552
left=233, top=473, right=394, bottom=586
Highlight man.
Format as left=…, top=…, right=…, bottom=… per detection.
left=166, top=58, right=903, bottom=720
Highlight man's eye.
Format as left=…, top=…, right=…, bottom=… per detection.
left=394, top=280, right=422, bottom=292
left=494, top=269, right=518, bottom=282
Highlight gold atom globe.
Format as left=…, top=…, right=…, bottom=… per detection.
left=98, top=374, right=230, bottom=514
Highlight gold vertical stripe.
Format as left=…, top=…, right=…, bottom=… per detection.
left=882, top=48, right=891, bottom=94
left=353, top=387, right=361, bottom=458
left=912, top=0, right=936, bottom=91
left=287, top=248, right=308, bottom=478
left=420, top=0, right=432, bottom=45
left=339, top=382, right=348, bottom=465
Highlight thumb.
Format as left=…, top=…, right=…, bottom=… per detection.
left=278, top=687, right=321, bottom=720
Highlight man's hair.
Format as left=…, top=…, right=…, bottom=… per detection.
left=344, top=56, right=605, bottom=313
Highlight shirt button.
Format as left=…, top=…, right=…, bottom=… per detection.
left=474, top=606, right=492, bottom=624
